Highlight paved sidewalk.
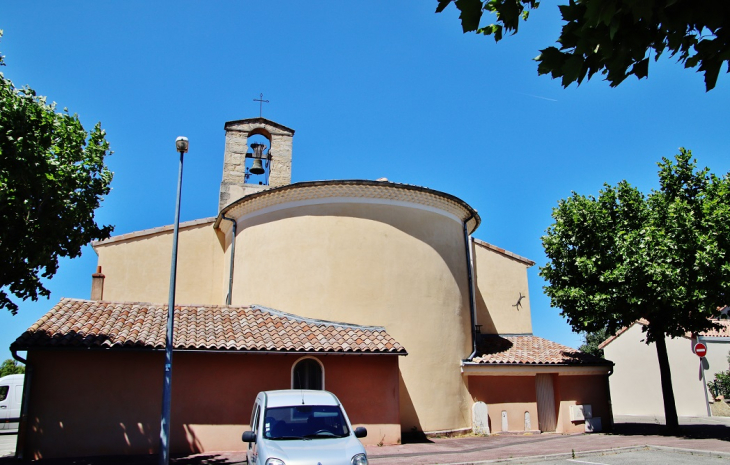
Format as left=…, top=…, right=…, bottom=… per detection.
left=0, top=415, right=727, bottom=464
left=364, top=415, right=730, bottom=464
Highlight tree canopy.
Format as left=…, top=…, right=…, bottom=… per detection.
left=0, top=358, right=25, bottom=377
left=540, top=149, right=730, bottom=428
left=578, top=328, right=610, bottom=358
left=436, top=0, right=730, bottom=91
left=0, top=32, right=114, bottom=314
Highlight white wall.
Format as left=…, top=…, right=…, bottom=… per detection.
left=604, top=324, right=710, bottom=416
left=701, top=338, right=730, bottom=398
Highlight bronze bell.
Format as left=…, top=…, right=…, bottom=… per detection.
left=250, top=159, right=265, bottom=175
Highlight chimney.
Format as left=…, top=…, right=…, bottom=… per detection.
left=91, top=266, right=105, bottom=300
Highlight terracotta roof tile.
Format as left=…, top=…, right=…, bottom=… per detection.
left=599, top=317, right=730, bottom=349
left=701, top=319, right=730, bottom=337
left=12, top=298, right=407, bottom=355
left=469, top=335, right=611, bottom=366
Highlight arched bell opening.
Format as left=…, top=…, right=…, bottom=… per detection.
left=245, top=133, right=271, bottom=186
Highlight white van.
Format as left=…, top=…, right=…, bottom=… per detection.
left=242, top=390, right=368, bottom=465
left=0, top=374, right=24, bottom=433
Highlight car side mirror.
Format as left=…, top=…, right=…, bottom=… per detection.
left=242, top=430, right=256, bottom=443
left=354, top=426, right=367, bottom=438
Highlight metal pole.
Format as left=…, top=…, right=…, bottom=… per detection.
left=701, top=357, right=711, bottom=417
left=159, top=148, right=185, bottom=465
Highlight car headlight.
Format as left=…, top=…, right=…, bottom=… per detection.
left=351, top=453, right=368, bottom=465
left=265, top=459, right=285, bottom=465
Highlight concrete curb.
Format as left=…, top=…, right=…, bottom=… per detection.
left=437, top=444, right=730, bottom=464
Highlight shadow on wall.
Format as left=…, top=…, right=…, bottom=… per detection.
left=240, top=203, right=470, bottom=297
left=474, top=285, right=496, bottom=334
left=398, top=372, right=432, bottom=444
left=610, top=420, right=730, bottom=442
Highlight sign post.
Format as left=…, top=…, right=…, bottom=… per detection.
left=694, top=341, right=711, bottom=417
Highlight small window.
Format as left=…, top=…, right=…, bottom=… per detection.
left=292, top=358, right=323, bottom=390
left=0, top=386, right=8, bottom=402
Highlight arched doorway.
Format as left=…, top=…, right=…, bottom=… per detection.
left=292, top=357, right=324, bottom=390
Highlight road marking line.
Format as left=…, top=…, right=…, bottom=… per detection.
left=566, top=460, right=608, bottom=465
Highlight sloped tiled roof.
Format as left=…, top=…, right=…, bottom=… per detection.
left=599, top=317, right=730, bottom=349
left=468, top=335, right=611, bottom=366
left=12, top=298, right=407, bottom=355
left=701, top=319, right=730, bottom=337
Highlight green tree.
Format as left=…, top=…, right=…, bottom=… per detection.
left=0, top=32, right=113, bottom=314
left=540, top=149, right=730, bottom=430
left=0, top=358, right=25, bottom=377
left=578, top=327, right=610, bottom=358
left=436, top=0, right=730, bottom=91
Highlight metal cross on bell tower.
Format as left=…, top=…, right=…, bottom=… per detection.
left=253, top=93, right=269, bottom=117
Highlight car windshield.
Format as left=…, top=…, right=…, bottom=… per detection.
left=263, top=405, right=350, bottom=440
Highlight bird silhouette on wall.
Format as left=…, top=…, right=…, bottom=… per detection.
left=512, top=292, right=525, bottom=310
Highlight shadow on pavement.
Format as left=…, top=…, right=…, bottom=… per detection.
left=0, top=454, right=246, bottom=465
left=610, top=421, right=730, bottom=441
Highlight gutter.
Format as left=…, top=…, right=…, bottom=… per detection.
left=11, top=347, right=30, bottom=460
left=463, top=214, right=478, bottom=359
left=9, top=346, right=408, bottom=357
left=221, top=215, right=237, bottom=305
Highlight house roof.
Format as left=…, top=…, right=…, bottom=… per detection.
left=472, top=239, right=535, bottom=267
left=11, top=298, right=407, bottom=355
left=91, top=217, right=216, bottom=248
left=467, top=335, right=612, bottom=366
left=599, top=318, right=730, bottom=349
left=701, top=319, right=730, bottom=338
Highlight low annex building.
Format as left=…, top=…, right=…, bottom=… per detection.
left=601, top=317, right=730, bottom=417
left=12, top=117, right=613, bottom=459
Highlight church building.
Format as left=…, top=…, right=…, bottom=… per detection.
left=11, top=117, right=613, bottom=459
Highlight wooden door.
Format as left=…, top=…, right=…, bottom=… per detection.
left=536, top=374, right=557, bottom=432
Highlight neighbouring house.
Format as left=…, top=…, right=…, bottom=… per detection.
left=11, top=117, right=613, bottom=459
left=600, top=317, right=730, bottom=417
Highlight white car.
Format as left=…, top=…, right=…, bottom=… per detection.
left=242, top=390, right=368, bottom=465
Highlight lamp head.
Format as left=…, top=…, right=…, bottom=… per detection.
left=175, top=136, right=189, bottom=153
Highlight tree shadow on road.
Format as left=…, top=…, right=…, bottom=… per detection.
left=609, top=421, right=730, bottom=442
left=0, top=453, right=246, bottom=465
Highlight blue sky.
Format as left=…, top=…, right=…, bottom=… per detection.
left=1, top=1, right=729, bottom=361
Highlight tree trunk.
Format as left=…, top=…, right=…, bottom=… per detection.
left=654, top=335, right=679, bottom=430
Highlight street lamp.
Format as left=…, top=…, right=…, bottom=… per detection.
left=159, top=136, right=188, bottom=465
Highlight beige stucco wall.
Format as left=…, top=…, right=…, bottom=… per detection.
left=226, top=201, right=473, bottom=433
left=94, top=221, right=225, bottom=305
left=473, top=243, right=532, bottom=335
left=604, top=324, right=710, bottom=416
left=700, top=338, right=730, bottom=399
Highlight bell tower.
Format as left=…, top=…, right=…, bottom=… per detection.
left=219, top=117, right=295, bottom=210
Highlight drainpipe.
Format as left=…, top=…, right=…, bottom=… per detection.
left=221, top=215, right=237, bottom=305
left=11, top=347, right=30, bottom=460
left=463, top=215, right=478, bottom=359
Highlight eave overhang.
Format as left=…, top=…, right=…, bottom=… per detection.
left=215, top=179, right=481, bottom=234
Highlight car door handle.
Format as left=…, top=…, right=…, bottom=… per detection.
left=0, top=406, right=6, bottom=408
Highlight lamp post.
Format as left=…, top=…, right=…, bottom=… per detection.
left=159, top=136, right=188, bottom=465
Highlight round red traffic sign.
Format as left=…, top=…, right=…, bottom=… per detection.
left=694, top=342, right=707, bottom=358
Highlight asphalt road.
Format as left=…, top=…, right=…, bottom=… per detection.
left=0, top=434, right=15, bottom=458
left=482, top=447, right=730, bottom=465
